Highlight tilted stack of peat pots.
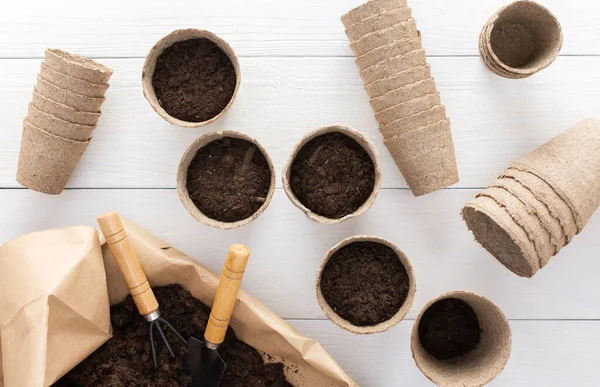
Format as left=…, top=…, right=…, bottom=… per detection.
left=341, top=0, right=459, bottom=196
left=17, top=49, right=112, bottom=194
left=463, top=118, right=600, bottom=278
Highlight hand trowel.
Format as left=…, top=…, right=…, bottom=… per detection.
left=188, top=243, right=250, bottom=387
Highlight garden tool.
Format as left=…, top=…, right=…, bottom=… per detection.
left=97, top=211, right=250, bottom=386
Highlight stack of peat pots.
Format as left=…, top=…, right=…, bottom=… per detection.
left=17, top=49, right=112, bottom=194
left=463, top=118, right=600, bottom=278
left=341, top=0, right=459, bottom=197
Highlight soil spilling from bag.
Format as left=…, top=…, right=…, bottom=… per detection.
left=54, top=285, right=292, bottom=387
left=320, top=241, right=409, bottom=326
left=186, top=137, right=272, bottom=223
left=418, top=298, right=482, bottom=360
left=289, top=132, right=375, bottom=219
left=152, top=38, right=237, bottom=122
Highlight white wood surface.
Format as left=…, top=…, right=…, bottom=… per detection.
left=2, top=0, right=600, bottom=386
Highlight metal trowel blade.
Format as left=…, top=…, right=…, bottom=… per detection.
left=188, top=336, right=226, bottom=387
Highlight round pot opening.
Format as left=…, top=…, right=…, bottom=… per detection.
left=487, top=1, right=562, bottom=74
left=411, top=291, right=511, bottom=387
left=282, top=125, right=381, bottom=224
left=316, top=236, right=416, bottom=334
left=142, top=29, right=241, bottom=128
left=177, top=131, right=275, bottom=229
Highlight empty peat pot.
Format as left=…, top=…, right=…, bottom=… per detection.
left=316, top=235, right=416, bottom=334
left=479, top=0, right=562, bottom=79
left=411, top=291, right=511, bottom=387
left=177, top=131, right=275, bottom=229
left=282, top=125, right=381, bottom=224
left=142, top=29, right=241, bottom=127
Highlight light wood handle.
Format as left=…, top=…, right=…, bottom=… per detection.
left=204, top=244, right=250, bottom=346
left=97, top=211, right=159, bottom=317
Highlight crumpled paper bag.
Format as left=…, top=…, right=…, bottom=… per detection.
left=0, top=226, right=111, bottom=387
left=100, top=218, right=356, bottom=386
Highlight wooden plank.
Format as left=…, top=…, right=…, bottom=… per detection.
left=290, top=319, right=600, bottom=386
left=0, top=188, right=598, bottom=320
left=1, top=56, right=598, bottom=189
left=1, top=0, right=598, bottom=57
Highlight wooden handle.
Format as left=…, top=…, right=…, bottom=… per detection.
left=97, top=211, right=159, bottom=317
left=204, top=244, right=250, bottom=346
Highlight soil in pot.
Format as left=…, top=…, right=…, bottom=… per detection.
left=418, top=298, right=482, bottom=360
left=152, top=38, right=237, bottom=122
left=54, top=285, right=292, bottom=387
left=186, top=137, right=272, bottom=223
left=320, top=241, right=409, bottom=326
left=289, top=132, right=375, bottom=219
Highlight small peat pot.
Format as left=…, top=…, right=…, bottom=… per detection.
left=282, top=125, right=381, bottom=224
left=479, top=0, right=562, bottom=79
left=316, top=236, right=416, bottom=334
left=411, top=291, right=511, bottom=387
left=142, top=29, right=241, bottom=127
left=177, top=131, right=275, bottom=229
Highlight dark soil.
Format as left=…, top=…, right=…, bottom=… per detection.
left=418, top=298, right=482, bottom=360
left=186, top=137, right=272, bottom=223
left=54, top=285, right=292, bottom=387
left=319, top=241, right=409, bottom=326
left=152, top=38, right=237, bottom=122
left=289, top=132, right=375, bottom=219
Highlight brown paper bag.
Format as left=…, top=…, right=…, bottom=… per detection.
left=345, top=7, right=413, bottom=41
left=0, top=226, right=111, bottom=387
left=511, top=118, right=600, bottom=231
left=101, top=218, right=357, bottom=386
left=342, top=0, right=408, bottom=28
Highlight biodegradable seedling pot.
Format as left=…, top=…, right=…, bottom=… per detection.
left=341, top=0, right=408, bottom=28
left=26, top=103, right=95, bottom=142
left=376, top=92, right=441, bottom=126
left=380, top=105, right=447, bottom=140
left=479, top=0, right=563, bottom=79
left=384, top=119, right=459, bottom=196
left=345, top=7, right=413, bottom=41
left=17, top=120, right=90, bottom=195
left=31, top=90, right=100, bottom=126
left=39, top=63, right=109, bottom=98
left=142, top=29, right=241, bottom=128
left=355, top=36, right=422, bottom=72
left=369, top=78, right=437, bottom=112
left=44, top=48, right=113, bottom=84
left=282, top=125, right=381, bottom=225
left=365, top=64, right=431, bottom=99
left=316, top=235, right=416, bottom=334
left=177, top=131, right=275, bottom=229
left=411, top=291, right=511, bottom=387
left=361, top=49, right=427, bottom=85
left=36, top=76, right=105, bottom=112
left=350, top=20, right=419, bottom=58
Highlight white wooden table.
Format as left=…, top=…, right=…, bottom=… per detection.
left=2, top=1, right=600, bottom=385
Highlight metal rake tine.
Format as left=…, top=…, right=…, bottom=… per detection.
left=158, top=317, right=188, bottom=345
left=155, top=319, right=176, bottom=357
left=149, top=321, right=158, bottom=368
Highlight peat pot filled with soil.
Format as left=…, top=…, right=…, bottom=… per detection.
left=282, top=125, right=381, bottom=224
left=177, top=131, right=275, bottom=229
left=411, top=291, right=512, bottom=387
left=142, top=29, right=241, bottom=127
left=316, top=235, right=416, bottom=334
